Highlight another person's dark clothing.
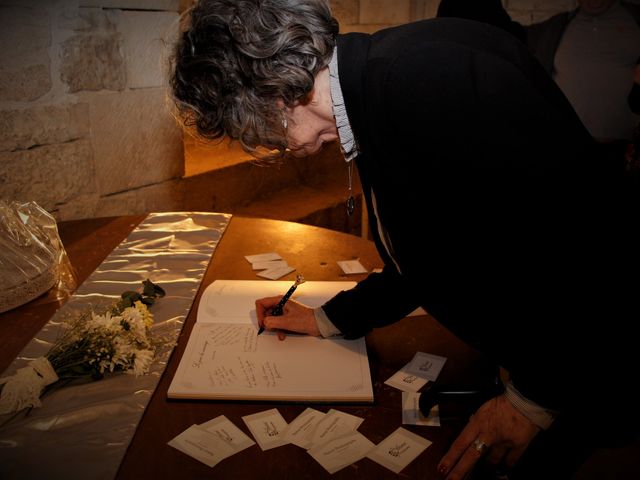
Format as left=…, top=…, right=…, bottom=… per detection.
left=321, top=18, right=639, bottom=474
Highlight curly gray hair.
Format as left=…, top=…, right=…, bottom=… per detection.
left=170, top=0, right=339, bottom=157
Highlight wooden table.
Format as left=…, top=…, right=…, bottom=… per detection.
left=0, top=215, right=493, bottom=479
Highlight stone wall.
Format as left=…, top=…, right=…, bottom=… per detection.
left=0, top=0, right=183, bottom=221
left=0, top=0, right=582, bottom=222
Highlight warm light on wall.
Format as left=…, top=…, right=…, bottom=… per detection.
left=183, top=133, right=253, bottom=177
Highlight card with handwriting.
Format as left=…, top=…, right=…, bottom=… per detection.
left=404, top=352, right=447, bottom=382
left=199, top=415, right=256, bottom=452
left=385, top=351, right=447, bottom=392
left=307, top=431, right=375, bottom=474
left=257, top=264, right=295, bottom=280
left=251, top=260, right=289, bottom=271
left=306, top=409, right=364, bottom=450
left=384, top=370, right=429, bottom=392
left=242, top=409, right=289, bottom=450
left=337, top=259, right=367, bottom=274
left=167, top=424, right=236, bottom=467
left=283, top=408, right=326, bottom=449
left=402, top=392, right=440, bottom=426
left=367, top=427, right=432, bottom=473
left=245, top=252, right=282, bottom=263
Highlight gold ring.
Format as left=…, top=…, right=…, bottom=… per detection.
left=472, top=438, right=488, bottom=454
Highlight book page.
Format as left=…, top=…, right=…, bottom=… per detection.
left=196, top=280, right=356, bottom=326
left=169, top=280, right=374, bottom=402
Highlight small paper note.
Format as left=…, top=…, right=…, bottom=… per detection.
left=307, top=431, right=375, bottom=474
left=402, top=392, right=441, bottom=427
left=242, top=409, right=289, bottom=451
left=337, top=259, right=367, bottom=274
left=384, top=370, right=429, bottom=393
left=251, top=260, right=289, bottom=271
left=385, top=351, right=447, bottom=392
left=405, top=352, right=447, bottom=382
left=167, top=424, right=235, bottom=467
left=367, top=427, right=432, bottom=473
left=256, top=265, right=296, bottom=280
left=245, top=252, right=283, bottom=263
left=283, top=408, right=326, bottom=449
left=306, top=409, right=364, bottom=450
left=199, top=415, right=256, bottom=452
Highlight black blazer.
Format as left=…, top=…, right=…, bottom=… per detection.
left=322, top=18, right=639, bottom=432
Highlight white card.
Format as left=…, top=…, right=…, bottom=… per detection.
left=402, top=392, right=441, bottom=427
left=367, top=427, right=432, bottom=473
left=199, top=415, right=256, bottom=452
left=283, top=408, right=326, bottom=449
left=242, top=409, right=289, bottom=450
left=256, top=265, right=295, bottom=280
left=167, top=424, right=236, bottom=467
left=307, top=430, right=375, bottom=474
left=384, top=370, right=429, bottom=393
left=337, top=259, right=367, bottom=274
left=385, top=351, right=447, bottom=392
left=251, top=260, right=289, bottom=271
left=404, top=352, right=447, bottom=382
left=306, top=409, right=364, bottom=450
left=245, top=252, right=282, bottom=263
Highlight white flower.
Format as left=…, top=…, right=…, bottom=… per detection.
left=130, top=349, right=154, bottom=376
left=0, top=280, right=163, bottom=415
left=120, top=306, right=148, bottom=343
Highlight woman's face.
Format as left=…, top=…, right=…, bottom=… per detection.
left=282, top=68, right=338, bottom=157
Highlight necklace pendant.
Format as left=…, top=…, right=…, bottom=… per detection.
left=346, top=195, right=355, bottom=216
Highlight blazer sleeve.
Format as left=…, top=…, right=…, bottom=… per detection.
left=321, top=264, right=420, bottom=339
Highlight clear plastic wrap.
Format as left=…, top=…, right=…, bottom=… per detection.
left=0, top=201, right=76, bottom=313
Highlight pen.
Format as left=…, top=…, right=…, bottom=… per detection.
left=257, top=274, right=305, bottom=335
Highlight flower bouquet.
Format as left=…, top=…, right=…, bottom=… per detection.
left=0, top=279, right=165, bottom=416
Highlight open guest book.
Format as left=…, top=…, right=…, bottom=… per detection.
left=167, top=280, right=374, bottom=402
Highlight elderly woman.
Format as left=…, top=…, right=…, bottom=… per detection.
left=170, top=1, right=639, bottom=479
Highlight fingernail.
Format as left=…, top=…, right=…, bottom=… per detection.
left=438, top=463, right=448, bottom=475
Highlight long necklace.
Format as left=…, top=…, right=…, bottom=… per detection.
left=346, top=160, right=355, bottom=216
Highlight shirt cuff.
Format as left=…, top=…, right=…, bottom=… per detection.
left=505, top=381, right=557, bottom=430
left=314, top=307, right=343, bottom=338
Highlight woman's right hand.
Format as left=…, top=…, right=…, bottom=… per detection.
left=255, top=296, right=320, bottom=340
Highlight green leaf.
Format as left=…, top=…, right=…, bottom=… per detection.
left=143, top=279, right=165, bottom=298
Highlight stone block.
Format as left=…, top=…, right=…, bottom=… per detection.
left=92, top=179, right=185, bottom=219
left=118, top=10, right=179, bottom=89
left=0, top=6, right=51, bottom=101
left=0, top=140, right=95, bottom=210
left=508, top=10, right=534, bottom=26
left=360, top=0, right=411, bottom=25
left=59, top=6, right=119, bottom=32
left=411, top=0, right=439, bottom=21
left=340, top=23, right=394, bottom=34
left=60, top=33, right=126, bottom=92
left=531, top=10, right=561, bottom=23
left=78, top=0, right=179, bottom=11
left=0, top=103, right=90, bottom=152
left=330, top=0, right=358, bottom=25
left=87, top=88, right=184, bottom=196
left=52, top=193, right=100, bottom=221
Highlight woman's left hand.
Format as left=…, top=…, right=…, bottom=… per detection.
left=437, top=394, right=540, bottom=479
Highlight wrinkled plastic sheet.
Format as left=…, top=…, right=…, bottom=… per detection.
left=0, top=212, right=231, bottom=479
